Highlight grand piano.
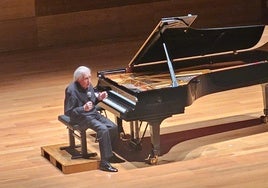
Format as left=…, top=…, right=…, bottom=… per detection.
left=96, top=14, right=268, bottom=164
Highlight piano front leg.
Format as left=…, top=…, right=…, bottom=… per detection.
left=145, top=119, right=163, bottom=165
left=261, top=83, right=268, bottom=123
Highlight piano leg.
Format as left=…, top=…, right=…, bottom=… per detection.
left=115, top=117, right=126, bottom=139
left=261, top=83, right=268, bottom=123
left=145, top=119, right=162, bottom=165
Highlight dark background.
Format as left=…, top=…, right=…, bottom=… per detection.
left=0, top=0, right=267, bottom=53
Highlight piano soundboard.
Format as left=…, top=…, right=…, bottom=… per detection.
left=105, top=69, right=210, bottom=91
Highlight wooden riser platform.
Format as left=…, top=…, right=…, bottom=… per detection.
left=41, top=144, right=100, bottom=174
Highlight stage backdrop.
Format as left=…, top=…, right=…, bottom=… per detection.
left=0, top=0, right=267, bottom=53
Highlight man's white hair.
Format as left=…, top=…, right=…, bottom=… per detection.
left=73, top=66, right=91, bottom=81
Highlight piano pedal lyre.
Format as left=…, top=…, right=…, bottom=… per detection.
left=127, top=121, right=149, bottom=151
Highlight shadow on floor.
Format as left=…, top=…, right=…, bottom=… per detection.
left=113, top=118, right=263, bottom=162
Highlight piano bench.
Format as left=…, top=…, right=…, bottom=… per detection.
left=58, top=114, right=97, bottom=159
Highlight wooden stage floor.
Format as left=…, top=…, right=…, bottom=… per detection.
left=1, top=40, right=268, bottom=187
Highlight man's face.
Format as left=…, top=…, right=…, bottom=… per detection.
left=78, top=72, right=92, bottom=89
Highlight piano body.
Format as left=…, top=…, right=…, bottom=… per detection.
left=96, top=15, right=268, bottom=164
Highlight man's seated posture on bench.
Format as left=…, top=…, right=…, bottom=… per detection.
left=64, top=66, right=122, bottom=172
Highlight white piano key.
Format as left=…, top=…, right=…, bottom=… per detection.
left=102, top=98, right=127, bottom=113
left=109, top=90, right=137, bottom=106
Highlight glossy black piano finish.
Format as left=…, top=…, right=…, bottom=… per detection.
left=96, top=15, right=268, bottom=164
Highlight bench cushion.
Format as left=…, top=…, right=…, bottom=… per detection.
left=58, top=115, right=81, bottom=130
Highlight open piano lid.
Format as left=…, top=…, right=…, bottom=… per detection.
left=128, top=14, right=266, bottom=67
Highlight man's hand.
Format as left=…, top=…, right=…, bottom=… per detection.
left=98, top=91, right=108, bottom=101
left=84, top=101, right=93, bottom=111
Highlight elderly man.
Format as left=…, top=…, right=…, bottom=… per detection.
left=64, top=66, right=122, bottom=172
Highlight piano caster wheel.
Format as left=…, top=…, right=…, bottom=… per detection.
left=260, top=115, right=268, bottom=123
left=145, top=154, right=158, bottom=165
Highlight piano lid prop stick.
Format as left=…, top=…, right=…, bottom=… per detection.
left=162, top=42, right=179, bottom=87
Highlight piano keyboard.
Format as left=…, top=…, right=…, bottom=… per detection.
left=102, top=98, right=128, bottom=113
left=109, top=90, right=137, bottom=106
left=100, top=90, right=137, bottom=114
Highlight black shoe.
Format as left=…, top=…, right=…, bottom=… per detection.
left=99, top=162, right=118, bottom=172
left=108, top=153, right=125, bottom=163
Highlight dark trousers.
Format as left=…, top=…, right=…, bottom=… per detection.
left=81, top=113, right=118, bottom=162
